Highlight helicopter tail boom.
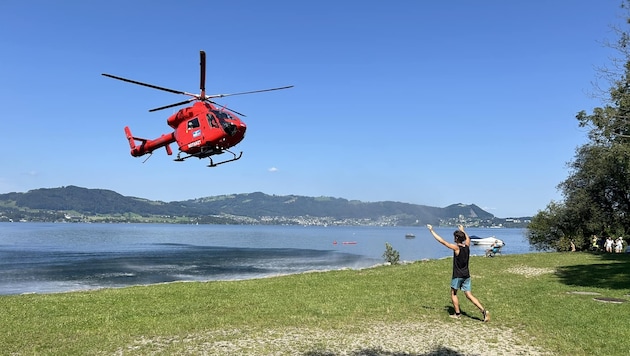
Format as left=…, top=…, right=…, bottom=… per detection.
left=124, top=126, right=175, bottom=157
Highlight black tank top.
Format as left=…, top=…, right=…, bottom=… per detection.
left=452, top=244, right=470, bottom=278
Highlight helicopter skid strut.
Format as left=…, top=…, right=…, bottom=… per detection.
left=208, top=150, right=242, bottom=167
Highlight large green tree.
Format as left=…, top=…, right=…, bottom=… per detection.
left=528, top=2, right=630, bottom=251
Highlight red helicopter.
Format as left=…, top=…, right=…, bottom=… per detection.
left=102, top=51, right=293, bottom=167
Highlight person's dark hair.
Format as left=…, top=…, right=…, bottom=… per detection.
left=453, top=230, right=466, bottom=243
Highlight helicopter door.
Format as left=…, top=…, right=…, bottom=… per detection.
left=180, top=117, right=203, bottom=151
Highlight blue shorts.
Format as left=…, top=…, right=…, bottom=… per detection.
left=451, top=277, right=472, bottom=292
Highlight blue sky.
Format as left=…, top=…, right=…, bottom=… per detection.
left=0, top=1, right=623, bottom=218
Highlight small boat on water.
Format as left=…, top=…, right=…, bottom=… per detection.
left=470, top=236, right=504, bottom=246
left=405, top=233, right=416, bottom=239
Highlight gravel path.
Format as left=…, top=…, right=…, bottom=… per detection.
left=115, top=320, right=550, bottom=355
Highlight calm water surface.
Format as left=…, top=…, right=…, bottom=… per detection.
left=0, top=223, right=536, bottom=295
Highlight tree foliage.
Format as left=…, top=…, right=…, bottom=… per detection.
left=382, top=242, right=400, bottom=265
left=527, top=201, right=568, bottom=251
left=528, top=1, right=630, bottom=250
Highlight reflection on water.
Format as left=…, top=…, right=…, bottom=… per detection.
left=0, top=223, right=534, bottom=295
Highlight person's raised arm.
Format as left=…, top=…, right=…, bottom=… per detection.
left=427, top=224, right=458, bottom=251
left=458, top=224, right=470, bottom=247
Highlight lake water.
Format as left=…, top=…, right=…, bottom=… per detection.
left=0, top=223, right=536, bottom=295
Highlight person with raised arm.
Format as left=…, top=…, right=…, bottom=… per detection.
left=427, top=224, right=490, bottom=322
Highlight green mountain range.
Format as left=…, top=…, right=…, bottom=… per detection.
left=0, top=185, right=525, bottom=227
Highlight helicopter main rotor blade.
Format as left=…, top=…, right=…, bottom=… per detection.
left=199, top=50, right=206, bottom=99
left=102, top=73, right=196, bottom=97
left=149, top=98, right=196, bottom=112
left=206, top=85, right=294, bottom=99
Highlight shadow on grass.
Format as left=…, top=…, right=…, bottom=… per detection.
left=556, top=253, right=630, bottom=290
left=305, top=346, right=466, bottom=355
left=445, top=305, right=483, bottom=322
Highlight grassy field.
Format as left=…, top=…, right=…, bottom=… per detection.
left=0, top=252, right=629, bottom=355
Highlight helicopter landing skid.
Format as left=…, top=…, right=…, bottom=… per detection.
left=174, top=149, right=242, bottom=166
left=208, top=150, right=242, bottom=167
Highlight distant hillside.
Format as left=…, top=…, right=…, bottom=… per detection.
left=179, top=192, right=494, bottom=222
left=0, top=185, right=503, bottom=226
left=0, top=186, right=166, bottom=214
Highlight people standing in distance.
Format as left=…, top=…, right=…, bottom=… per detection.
left=427, top=224, right=490, bottom=322
left=605, top=236, right=614, bottom=253
left=615, top=237, right=624, bottom=253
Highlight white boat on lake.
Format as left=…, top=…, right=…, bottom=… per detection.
left=470, top=236, right=504, bottom=246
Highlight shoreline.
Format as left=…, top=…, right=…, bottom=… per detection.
left=6, top=254, right=528, bottom=296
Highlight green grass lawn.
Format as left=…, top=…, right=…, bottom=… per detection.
left=1, top=252, right=628, bottom=355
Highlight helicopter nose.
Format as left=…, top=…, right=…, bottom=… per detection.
left=236, top=121, right=246, bottom=136
left=237, top=123, right=246, bottom=140
left=226, top=121, right=246, bottom=146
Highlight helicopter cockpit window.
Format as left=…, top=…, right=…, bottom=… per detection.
left=211, top=110, right=237, bottom=136
left=206, top=113, right=218, bottom=128
left=213, top=110, right=233, bottom=120
left=187, top=118, right=200, bottom=130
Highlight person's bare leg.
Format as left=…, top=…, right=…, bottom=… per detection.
left=464, top=291, right=483, bottom=311
left=465, top=291, right=490, bottom=321
left=451, top=288, right=461, bottom=314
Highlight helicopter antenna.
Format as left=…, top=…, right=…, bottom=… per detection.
left=142, top=152, right=153, bottom=163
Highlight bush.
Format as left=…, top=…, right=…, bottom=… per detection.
left=382, top=242, right=400, bottom=265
